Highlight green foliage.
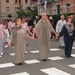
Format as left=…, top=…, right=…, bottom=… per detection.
left=16, top=5, right=25, bottom=18
left=25, top=10, right=32, bottom=17
left=7, top=14, right=12, bottom=18
left=25, top=6, right=38, bottom=17
left=16, top=5, right=38, bottom=18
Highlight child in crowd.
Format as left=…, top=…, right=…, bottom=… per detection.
left=0, top=21, right=5, bottom=56
left=3, top=25, right=10, bottom=48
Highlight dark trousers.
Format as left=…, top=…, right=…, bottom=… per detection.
left=64, top=39, right=73, bottom=56
left=50, top=32, right=55, bottom=39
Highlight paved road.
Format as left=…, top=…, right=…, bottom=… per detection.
left=0, top=39, right=75, bottom=75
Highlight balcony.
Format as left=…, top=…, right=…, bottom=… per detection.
left=32, top=0, right=38, bottom=3
left=31, top=0, right=39, bottom=5
left=32, top=0, right=38, bottom=1
left=40, top=0, right=61, bottom=4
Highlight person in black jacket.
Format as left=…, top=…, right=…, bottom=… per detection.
left=49, top=16, right=55, bottom=39
left=71, top=14, right=75, bottom=28
left=28, top=17, right=34, bottom=32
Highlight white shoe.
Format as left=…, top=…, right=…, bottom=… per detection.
left=1, top=53, right=3, bottom=56
left=5, top=45, right=8, bottom=48
left=25, top=51, right=28, bottom=53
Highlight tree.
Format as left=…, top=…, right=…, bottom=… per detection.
left=16, top=5, right=38, bottom=18
left=16, top=4, right=25, bottom=18
left=25, top=6, right=38, bottom=17
left=24, top=10, right=31, bottom=17
left=7, top=14, right=12, bottom=18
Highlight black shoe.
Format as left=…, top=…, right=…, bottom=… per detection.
left=15, top=63, right=22, bottom=65
left=59, top=46, right=64, bottom=48
left=26, top=44, right=29, bottom=46
left=50, top=37, right=53, bottom=39
left=65, top=55, right=72, bottom=58
left=42, top=59, right=47, bottom=61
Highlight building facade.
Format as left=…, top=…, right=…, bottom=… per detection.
left=0, top=0, right=75, bottom=18
left=32, top=0, right=75, bottom=15
left=54, top=0, right=75, bottom=14
left=0, top=0, right=31, bottom=18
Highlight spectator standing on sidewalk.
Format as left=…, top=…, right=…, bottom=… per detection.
left=8, top=18, right=15, bottom=33
left=56, top=15, right=66, bottom=48
left=71, top=14, right=75, bottom=28
left=28, top=17, right=34, bottom=33
left=0, top=20, right=6, bottom=56
left=3, top=24, right=10, bottom=48
left=21, top=17, right=33, bottom=46
left=49, top=16, right=55, bottom=39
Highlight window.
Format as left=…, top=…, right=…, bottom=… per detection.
left=19, top=0, right=21, bottom=4
left=50, top=6, right=52, bottom=15
left=57, top=5, right=60, bottom=14
left=6, top=0, right=9, bottom=3
left=66, top=3, right=70, bottom=13
left=32, top=0, right=38, bottom=1
left=15, top=7, right=18, bottom=11
left=25, top=0, right=28, bottom=3
left=15, top=0, right=18, bottom=4
left=6, top=7, right=10, bottom=11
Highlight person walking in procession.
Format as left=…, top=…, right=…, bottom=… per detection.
left=33, top=12, right=58, bottom=61
left=58, top=16, right=75, bottom=57
left=8, top=18, right=34, bottom=65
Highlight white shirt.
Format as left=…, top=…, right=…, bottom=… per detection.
left=56, top=20, right=66, bottom=33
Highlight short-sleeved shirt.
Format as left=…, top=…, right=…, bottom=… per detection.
left=21, top=23, right=29, bottom=32
left=8, top=21, right=15, bottom=31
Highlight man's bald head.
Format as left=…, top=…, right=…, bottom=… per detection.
left=42, top=12, right=47, bottom=20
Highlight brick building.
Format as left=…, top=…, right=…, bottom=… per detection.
left=32, top=0, right=75, bottom=15
left=0, top=0, right=75, bottom=18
